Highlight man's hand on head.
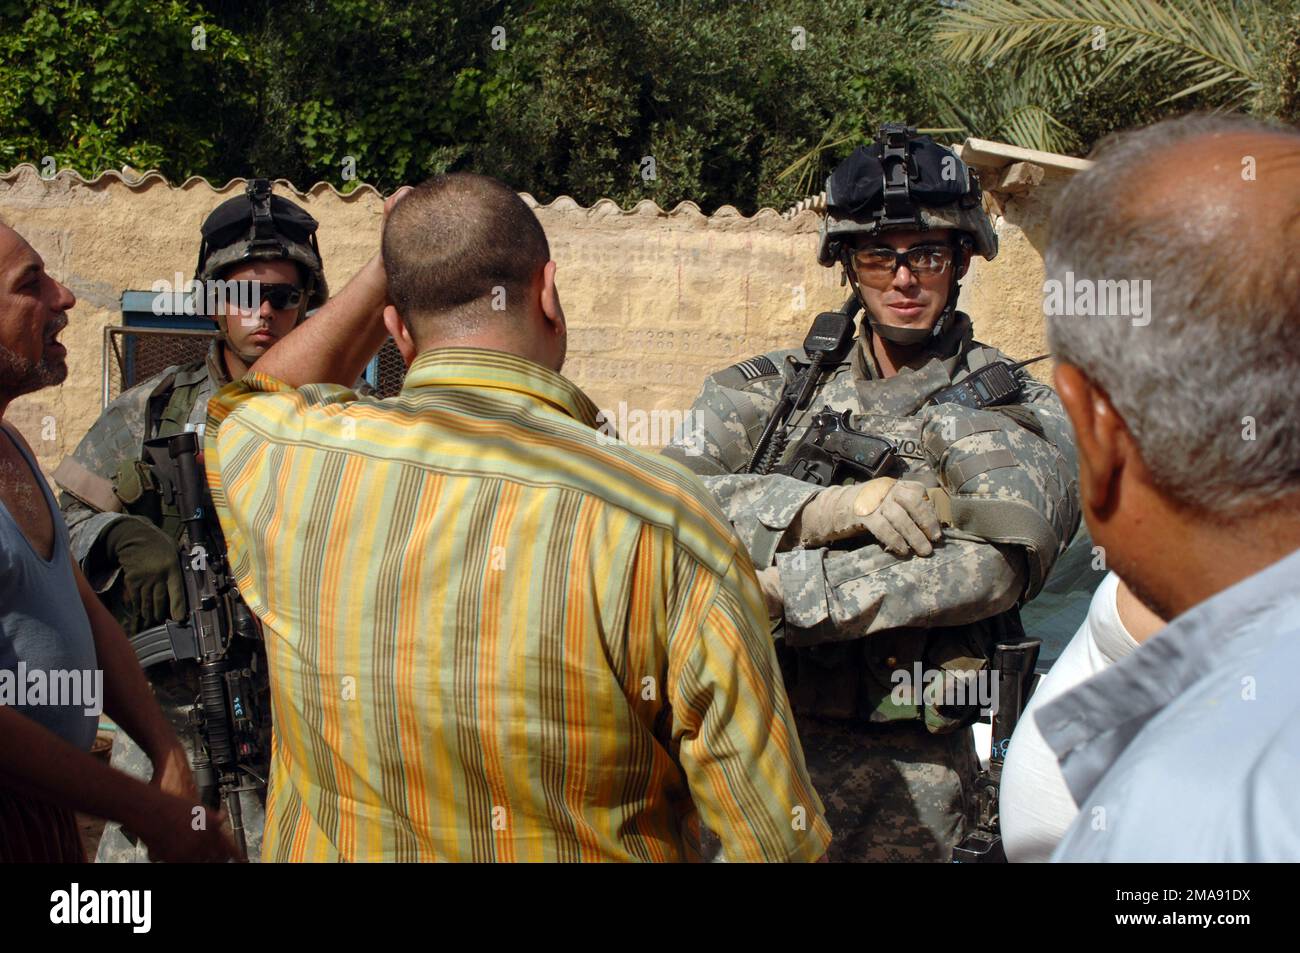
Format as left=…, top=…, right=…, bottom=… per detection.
left=243, top=185, right=411, bottom=389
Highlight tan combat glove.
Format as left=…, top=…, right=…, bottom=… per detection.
left=794, top=477, right=944, bottom=557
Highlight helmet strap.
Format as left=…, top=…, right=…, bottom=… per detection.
left=932, top=236, right=967, bottom=340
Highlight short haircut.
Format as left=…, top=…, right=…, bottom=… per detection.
left=382, top=173, right=550, bottom=339
left=1045, top=113, right=1300, bottom=515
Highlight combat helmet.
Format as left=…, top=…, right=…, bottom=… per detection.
left=195, top=178, right=328, bottom=312
left=818, top=124, right=996, bottom=345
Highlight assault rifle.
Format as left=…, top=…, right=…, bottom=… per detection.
left=745, top=296, right=861, bottom=476
left=951, top=638, right=1041, bottom=863
left=130, top=430, right=267, bottom=860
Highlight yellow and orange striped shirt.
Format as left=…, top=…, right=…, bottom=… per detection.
left=206, top=347, right=829, bottom=862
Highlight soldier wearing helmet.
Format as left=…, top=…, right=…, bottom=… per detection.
left=664, top=125, right=1079, bottom=861
left=52, top=180, right=357, bottom=862
left=191, top=177, right=330, bottom=376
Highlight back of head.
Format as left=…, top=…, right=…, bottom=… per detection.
left=1045, top=113, right=1300, bottom=517
left=382, top=173, right=550, bottom=344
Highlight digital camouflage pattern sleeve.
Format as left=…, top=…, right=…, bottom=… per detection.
left=55, top=368, right=171, bottom=584
left=664, top=352, right=1076, bottom=650
left=663, top=351, right=823, bottom=564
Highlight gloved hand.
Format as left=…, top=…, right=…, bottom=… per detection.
left=795, top=477, right=943, bottom=557
left=102, top=516, right=186, bottom=628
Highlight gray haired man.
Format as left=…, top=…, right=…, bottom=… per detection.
left=1038, top=113, right=1300, bottom=861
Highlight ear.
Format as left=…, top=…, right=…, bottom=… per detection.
left=538, top=260, right=566, bottom=338
left=383, top=304, right=417, bottom=367
left=1054, top=362, right=1127, bottom=518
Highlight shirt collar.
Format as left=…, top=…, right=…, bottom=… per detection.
left=1037, top=545, right=1300, bottom=806
left=399, top=347, right=602, bottom=428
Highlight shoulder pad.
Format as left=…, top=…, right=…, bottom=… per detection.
left=962, top=344, right=1012, bottom=372
left=711, top=353, right=790, bottom=391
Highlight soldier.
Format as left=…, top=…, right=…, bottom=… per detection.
left=663, top=125, right=1079, bottom=861
left=51, top=181, right=338, bottom=862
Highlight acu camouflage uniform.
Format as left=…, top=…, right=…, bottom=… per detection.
left=663, top=310, right=1079, bottom=861
left=55, top=340, right=271, bottom=862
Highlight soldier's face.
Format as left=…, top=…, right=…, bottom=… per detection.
left=0, top=224, right=76, bottom=400
left=218, top=259, right=305, bottom=362
left=849, top=228, right=968, bottom=334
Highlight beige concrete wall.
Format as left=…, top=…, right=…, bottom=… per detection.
left=962, top=169, right=1073, bottom=368
left=0, top=161, right=1065, bottom=481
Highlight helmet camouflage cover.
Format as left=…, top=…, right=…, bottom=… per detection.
left=817, top=124, right=997, bottom=266
left=195, top=179, right=328, bottom=310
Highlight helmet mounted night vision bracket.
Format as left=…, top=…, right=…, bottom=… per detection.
left=876, top=123, right=925, bottom=232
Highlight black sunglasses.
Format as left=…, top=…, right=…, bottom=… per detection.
left=224, top=281, right=305, bottom=311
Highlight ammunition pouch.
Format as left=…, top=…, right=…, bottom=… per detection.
left=113, top=457, right=159, bottom=514
left=783, top=610, right=1021, bottom=734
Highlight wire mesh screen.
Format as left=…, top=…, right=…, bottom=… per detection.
left=373, top=338, right=407, bottom=397
left=103, top=327, right=218, bottom=408
left=104, top=327, right=409, bottom=407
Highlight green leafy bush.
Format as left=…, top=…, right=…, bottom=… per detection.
left=1, top=0, right=1289, bottom=213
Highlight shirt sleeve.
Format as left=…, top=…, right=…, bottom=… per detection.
left=204, top=374, right=359, bottom=610
left=205, top=373, right=358, bottom=474
left=775, top=535, right=1028, bottom=646
left=666, top=550, right=832, bottom=862
left=662, top=375, right=821, bottom=568
left=205, top=373, right=358, bottom=438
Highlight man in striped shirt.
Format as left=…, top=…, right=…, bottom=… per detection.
left=205, top=174, right=830, bottom=861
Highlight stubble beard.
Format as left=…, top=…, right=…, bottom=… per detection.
left=0, top=341, right=67, bottom=401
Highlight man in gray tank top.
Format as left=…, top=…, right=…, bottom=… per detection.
left=0, top=220, right=237, bottom=862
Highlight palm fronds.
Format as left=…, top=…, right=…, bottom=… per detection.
left=937, top=0, right=1265, bottom=108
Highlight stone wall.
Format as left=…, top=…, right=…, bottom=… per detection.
left=0, top=154, right=1078, bottom=480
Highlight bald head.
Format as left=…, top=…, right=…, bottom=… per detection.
left=1118, top=127, right=1300, bottom=338
left=0, top=222, right=76, bottom=407
left=1046, top=113, right=1300, bottom=516
left=1132, top=127, right=1300, bottom=223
